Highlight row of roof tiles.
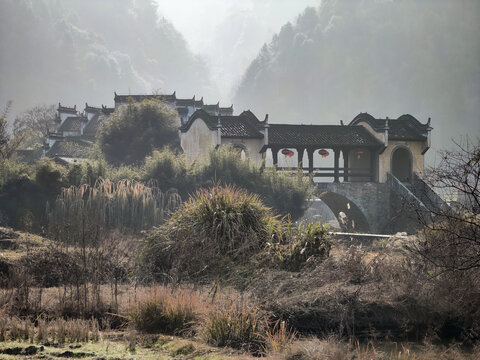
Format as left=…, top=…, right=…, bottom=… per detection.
left=180, top=110, right=430, bottom=147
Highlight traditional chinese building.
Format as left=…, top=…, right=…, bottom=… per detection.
left=43, top=92, right=232, bottom=163
left=180, top=110, right=432, bottom=184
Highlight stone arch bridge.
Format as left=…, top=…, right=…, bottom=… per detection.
left=315, top=172, right=448, bottom=234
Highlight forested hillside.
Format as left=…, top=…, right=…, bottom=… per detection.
left=234, top=0, right=480, bottom=162
left=0, top=0, right=215, bottom=117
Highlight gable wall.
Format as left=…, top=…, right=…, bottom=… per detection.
left=180, top=118, right=216, bottom=162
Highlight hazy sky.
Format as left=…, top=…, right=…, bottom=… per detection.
left=155, top=0, right=321, bottom=102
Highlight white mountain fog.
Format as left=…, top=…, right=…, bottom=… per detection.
left=0, top=0, right=478, bottom=165
left=0, top=0, right=216, bottom=119
left=155, top=0, right=321, bottom=103
left=233, top=0, right=480, bottom=164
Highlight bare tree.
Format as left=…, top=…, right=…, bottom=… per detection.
left=13, top=104, right=56, bottom=148
left=413, top=139, right=480, bottom=273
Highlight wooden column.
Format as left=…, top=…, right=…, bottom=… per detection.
left=334, top=148, right=340, bottom=183
left=272, top=148, right=279, bottom=169
left=370, top=149, right=376, bottom=182
left=297, top=148, right=305, bottom=169
left=307, top=148, right=314, bottom=174
left=343, top=149, right=349, bottom=182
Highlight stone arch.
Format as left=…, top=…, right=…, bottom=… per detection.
left=318, top=191, right=371, bottom=232
left=391, top=145, right=412, bottom=182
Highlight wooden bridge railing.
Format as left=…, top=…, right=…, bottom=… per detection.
left=273, top=166, right=373, bottom=181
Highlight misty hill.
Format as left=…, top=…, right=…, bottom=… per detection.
left=234, top=0, right=480, bottom=162
left=0, top=0, right=215, bottom=118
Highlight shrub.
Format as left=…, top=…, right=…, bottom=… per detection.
left=129, top=286, right=200, bottom=335
left=138, top=185, right=282, bottom=280
left=201, top=300, right=265, bottom=352
left=142, top=146, right=312, bottom=220
left=98, top=98, right=180, bottom=165
left=143, top=148, right=190, bottom=194
left=0, top=159, right=32, bottom=188
left=266, top=221, right=331, bottom=271
left=196, top=146, right=312, bottom=219
left=262, top=320, right=297, bottom=354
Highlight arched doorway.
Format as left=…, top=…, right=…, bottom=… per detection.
left=391, top=147, right=412, bottom=182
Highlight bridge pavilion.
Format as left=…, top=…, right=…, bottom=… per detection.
left=180, top=110, right=432, bottom=184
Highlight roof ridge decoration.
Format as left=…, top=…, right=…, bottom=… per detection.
left=180, top=109, right=264, bottom=139
left=58, top=103, right=77, bottom=112
left=349, top=113, right=429, bottom=141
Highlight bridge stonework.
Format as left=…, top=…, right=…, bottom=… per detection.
left=317, top=182, right=391, bottom=234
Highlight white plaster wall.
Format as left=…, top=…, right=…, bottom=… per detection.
left=59, top=112, right=73, bottom=122
left=222, top=138, right=264, bottom=165
left=378, top=140, right=426, bottom=182
left=180, top=118, right=216, bottom=162
left=86, top=112, right=96, bottom=121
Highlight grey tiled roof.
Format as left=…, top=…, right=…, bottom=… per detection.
left=176, top=97, right=196, bottom=106
left=83, top=113, right=103, bottom=137
left=114, top=92, right=176, bottom=104
left=57, top=116, right=85, bottom=133
left=45, top=138, right=93, bottom=158
left=14, top=148, right=43, bottom=164
left=180, top=109, right=264, bottom=139
left=220, top=117, right=263, bottom=138
left=350, top=113, right=430, bottom=141
left=268, top=124, right=383, bottom=148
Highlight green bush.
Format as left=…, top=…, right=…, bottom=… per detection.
left=0, top=159, right=33, bottom=188
left=267, top=221, right=331, bottom=271
left=143, top=148, right=191, bottom=194
left=0, top=158, right=66, bottom=231
left=197, top=146, right=312, bottom=219
left=98, top=99, right=180, bottom=165
left=143, top=146, right=312, bottom=220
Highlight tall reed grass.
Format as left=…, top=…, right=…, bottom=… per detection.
left=129, top=286, right=204, bottom=335
left=48, top=178, right=181, bottom=238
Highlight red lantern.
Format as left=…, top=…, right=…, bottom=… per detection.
left=281, top=148, right=294, bottom=157
left=318, top=149, right=329, bottom=158
left=355, top=150, right=364, bottom=159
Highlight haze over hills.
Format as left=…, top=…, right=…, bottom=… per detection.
left=234, top=0, right=480, bottom=163
left=0, top=0, right=216, bottom=118
left=155, top=0, right=322, bottom=104
left=0, top=0, right=478, bottom=164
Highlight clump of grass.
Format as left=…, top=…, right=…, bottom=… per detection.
left=265, top=220, right=331, bottom=271
left=139, top=185, right=284, bottom=280
left=0, top=316, right=100, bottom=344
left=129, top=286, right=201, bottom=335
left=200, top=300, right=265, bottom=352
left=262, top=320, right=296, bottom=354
